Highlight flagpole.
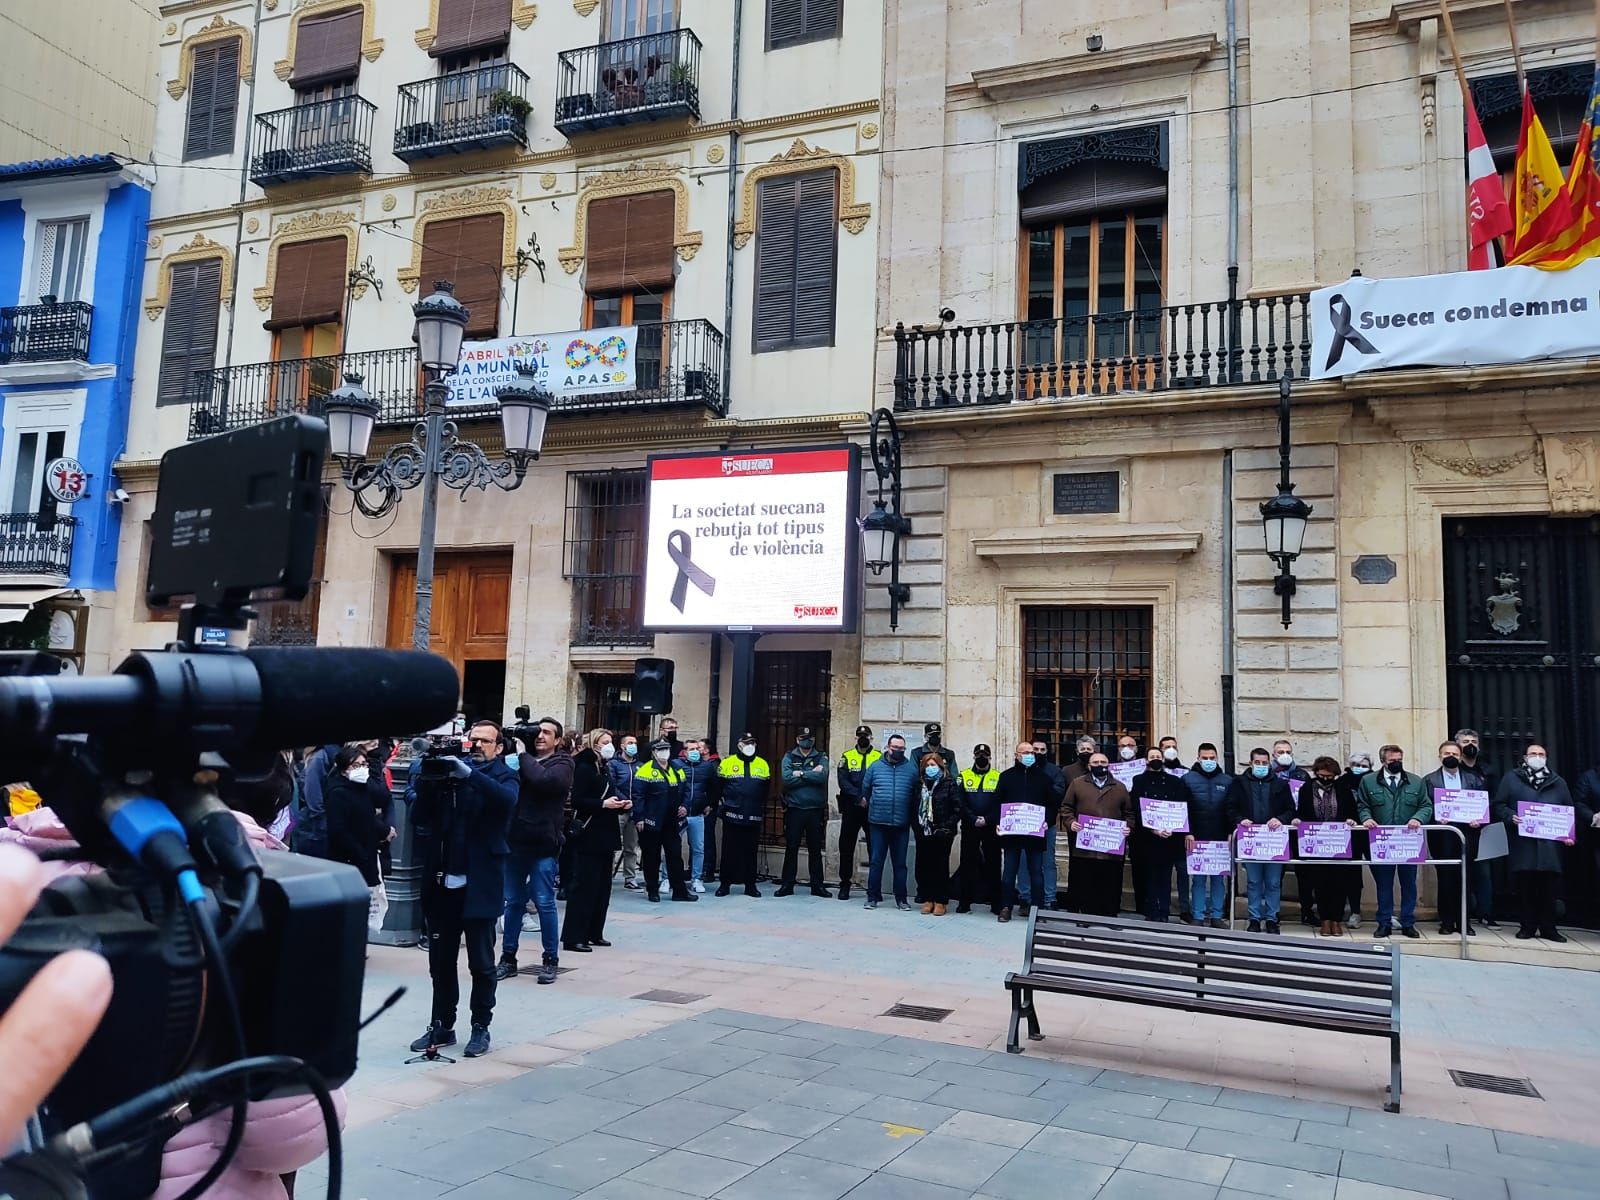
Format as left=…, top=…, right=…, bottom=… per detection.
left=1438, top=0, right=1476, bottom=111
left=1502, top=0, right=1527, bottom=94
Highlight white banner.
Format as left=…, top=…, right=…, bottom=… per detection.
left=1310, top=261, right=1600, bottom=380
left=445, top=324, right=639, bottom=405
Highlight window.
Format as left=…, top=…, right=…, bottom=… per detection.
left=419, top=215, right=505, bottom=338
left=290, top=7, right=363, bottom=90
left=184, top=39, right=241, bottom=160
left=431, top=0, right=512, bottom=59
left=604, top=0, right=677, bottom=40
left=264, top=236, right=346, bottom=409
left=156, top=258, right=223, bottom=407
left=767, top=0, right=841, bottom=49
left=1024, top=606, right=1152, bottom=755
left=564, top=469, right=649, bottom=646
left=35, top=218, right=89, bottom=303
left=7, top=431, right=65, bottom=516
left=753, top=170, right=837, bottom=352
left=585, top=291, right=667, bottom=391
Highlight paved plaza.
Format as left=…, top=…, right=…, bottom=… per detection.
left=306, top=889, right=1600, bottom=1199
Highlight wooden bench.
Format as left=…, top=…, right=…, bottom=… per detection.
left=1005, top=911, right=1404, bottom=1111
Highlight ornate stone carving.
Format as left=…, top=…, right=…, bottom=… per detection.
left=705, top=144, right=724, bottom=164
left=397, top=186, right=523, bottom=293
left=1544, top=434, right=1599, bottom=513
left=245, top=217, right=260, bottom=234
left=861, top=122, right=878, bottom=140
left=147, top=234, right=161, bottom=250
left=574, top=0, right=599, bottom=15
left=512, top=2, right=538, bottom=29
left=252, top=212, right=359, bottom=312
left=1410, top=442, right=1542, bottom=479
left=275, top=0, right=382, bottom=82
left=167, top=16, right=253, bottom=100
left=145, top=233, right=235, bottom=320
left=540, top=172, right=557, bottom=189
left=381, top=193, right=397, bottom=212
left=731, top=140, right=871, bottom=249
left=165, top=23, right=177, bottom=36
left=558, top=162, right=702, bottom=274
left=1018, top=124, right=1167, bottom=190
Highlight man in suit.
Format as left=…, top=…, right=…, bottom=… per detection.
left=1357, top=743, right=1432, bottom=940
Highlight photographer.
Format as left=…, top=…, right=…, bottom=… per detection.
left=410, top=720, right=518, bottom=1059
left=497, top=717, right=572, bottom=985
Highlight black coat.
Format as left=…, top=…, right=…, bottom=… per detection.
left=512, top=749, right=573, bottom=857
left=412, top=756, right=517, bottom=920
left=1422, top=765, right=1490, bottom=861
left=1493, top=768, right=1574, bottom=874
left=1225, top=774, right=1295, bottom=829
left=915, top=775, right=960, bottom=837
left=1334, top=770, right=1371, bottom=858
left=994, top=762, right=1058, bottom=844
left=1576, top=768, right=1600, bottom=869
left=325, top=776, right=383, bottom=887
left=1131, top=767, right=1189, bottom=851
left=569, top=748, right=621, bottom=857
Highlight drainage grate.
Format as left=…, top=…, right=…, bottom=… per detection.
left=883, top=1003, right=953, bottom=1023
left=1448, top=1070, right=1542, bottom=1099
left=519, top=965, right=578, bottom=976
left=632, top=989, right=709, bottom=1005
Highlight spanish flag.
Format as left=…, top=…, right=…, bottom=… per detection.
left=1507, top=91, right=1577, bottom=262
left=1513, top=67, right=1600, bottom=269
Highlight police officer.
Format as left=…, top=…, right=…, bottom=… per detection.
left=835, top=724, right=879, bottom=901
left=913, top=722, right=958, bottom=774
left=957, top=743, right=1002, bottom=914
left=777, top=726, right=831, bottom=897
left=716, top=732, right=769, bottom=897
left=633, top=738, right=696, bottom=903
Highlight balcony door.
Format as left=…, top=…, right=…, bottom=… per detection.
left=0, top=392, right=82, bottom=574
left=271, top=323, right=343, bottom=416
left=34, top=217, right=89, bottom=304
left=604, top=0, right=676, bottom=39
left=585, top=291, right=667, bottom=391
left=439, top=47, right=509, bottom=129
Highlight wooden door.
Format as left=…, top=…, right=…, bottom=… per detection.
left=388, top=549, right=513, bottom=676
left=750, top=650, right=831, bottom=845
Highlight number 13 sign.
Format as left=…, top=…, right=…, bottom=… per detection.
left=44, top=457, right=88, bottom=504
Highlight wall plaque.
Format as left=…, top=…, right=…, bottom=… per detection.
left=1351, top=555, right=1398, bottom=585
left=1052, top=470, right=1120, bottom=515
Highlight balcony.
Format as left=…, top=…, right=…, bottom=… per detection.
left=0, top=513, right=77, bottom=578
left=187, top=318, right=727, bottom=438
left=250, top=96, right=377, bottom=187
left=554, top=28, right=702, bottom=134
left=893, top=294, right=1312, bottom=410
left=394, top=64, right=532, bottom=162
left=0, top=301, right=92, bottom=364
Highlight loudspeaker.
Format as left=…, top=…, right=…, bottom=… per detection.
left=632, top=657, right=675, bottom=715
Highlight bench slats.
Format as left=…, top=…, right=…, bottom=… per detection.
left=1030, top=920, right=1392, bottom=971
left=1011, top=960, right=1391, bottom=1020
left=1029, top=945, right=1393, bottom=1003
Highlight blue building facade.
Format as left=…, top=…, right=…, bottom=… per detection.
left=0, top=156, right=150, bottom=671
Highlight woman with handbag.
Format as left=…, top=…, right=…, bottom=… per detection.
left=562, top=730, right=630, bottom=953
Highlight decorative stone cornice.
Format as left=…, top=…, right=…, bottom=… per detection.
left=166, top=14, right=253, bottom=99
left=144, top=233, right=235, bottom=320
left=416, top=0, right=536, bottom=49
left=252, top=210, right=359, bottom=311
left=970, top=34, right=1219, bottom=101
left=558, top=162, right=702, bottom=275
left=573, top=0, right=599, bottom=15
left=274, top=0, right=383, bottom=82
left=397, top=185, right=523, bottom=293
left=732, top=139, right=871, bottom=250
left=972, top=525, right=1203, bottom=563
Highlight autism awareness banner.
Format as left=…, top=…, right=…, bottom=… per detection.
left=445, top=325, right=639, bottom=404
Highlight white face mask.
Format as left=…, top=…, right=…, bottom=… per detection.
left=1276, top=753, right=1294, bottom=767
left=347, top=765, right=370, bottom=784
left=600, top=742, right=616, bottom=761
left=739, top=742, right=755, bottom=757
left=1525, top=755, right=1547, bottom=772
left=1162, top=748, right=1179, bottom=762
left=653, top=750, right=670, bottom=764
left=1118, top=746, right=1136, bottom=761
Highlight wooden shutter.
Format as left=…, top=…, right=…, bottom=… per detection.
left=432, top=0, right=512, bottom=57
left=291, top=8, right=363, bottom=88
left=769, top=0, right=841, bottom=49
left=1019, top=161, right=1167, bottom=226
left=157, top=259, right=223, bottom=406
left=419, top=215, right=504, bottom=338
left=266, top=236, right=348, bottom=330
left=584, top=191, right=676, bottom=296
left=184, top=39, right=240, bottom=159
left=754, top=170, right=837, bottom=351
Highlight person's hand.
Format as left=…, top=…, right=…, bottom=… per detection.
left=1267, top=818, right=1282, bottom=831
left=1406, top=819, right=1421, bottom=830
left=975, top=816, right=986, bottom=828
left=387, top=827, right=397, bottom=843
left=1185, top=835, right=1196, bottom=852
left=1290, top=819, right=1301, bottom=828
left=1345, top=819, right=1358, bottom=828
left=0, top=845, right=112, bottom=1146
left=1363, top=818, right=1378, bottom=830
left=1592, top=813, right=1600, bottom=829
left=513, top=738, right=526, bottom=755
left=677, top=806, right=687, bottom=819
left=1070, top=820, right=1082, bottom=833
left=446, top=757, right=472, bottom=780
left=1470, top=820, right=1484, bottom=828
left=1157, top=829, right=1171, bottom=839
left=1512, top=814, right=1522, bottom=825
left=602, top=797, right=624, bottom=810
left=792, top=771, right=802, bottom=778
left=1238, top=819, right=1253, bottom=829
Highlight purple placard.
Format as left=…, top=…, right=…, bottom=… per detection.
left=997, top=802, right=1047, bottom=838
left=1139, top=797, right=1190, bottom=834
left=1435, top=788, right=1490, bottom=824
left=1108, top=760, right=1142, bottom=789
left=1297, top=822, right=1352, bottom=859
left=1076, top=815, right=1129, bottom=855
left=1236, top=826, right=1291, bottom=862
left=1370, top=826, right=1427, bottom=864
left=1286, top=777, right=1304, bottom=800
left=1186, top=840, right=1232, bottom=875
left=1517, top=802, right=1576, bottom=841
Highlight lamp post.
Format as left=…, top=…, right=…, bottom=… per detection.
left=861, top=407, right=912, bottom=630
left=1259, top=375, right=1312, bottom=628
left=322, top=281, right=552, bottom=653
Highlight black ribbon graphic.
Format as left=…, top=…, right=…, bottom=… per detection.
left=1324, top=293, right=1380, bottom=371
left=667, top=529, right=716, bottom=612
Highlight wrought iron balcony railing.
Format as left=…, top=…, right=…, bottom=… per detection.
left=250, top=95, right=377, bottom=187
left=554, top=27, right=702, bottom=133
left=0, top=512, right=76, bottom=577
left=394, top=63, right=532, bottom=161
left=893, top=295, right=1312, bottom=410
left=0, top=301, right=93, bottom=364
left=187, top=318, right=727, bottom=438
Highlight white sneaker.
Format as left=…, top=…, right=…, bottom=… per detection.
left=521, top=913, right=540, bottom=933
left=692, top=879, right=705, bottom=894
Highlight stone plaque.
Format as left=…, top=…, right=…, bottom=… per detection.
left=1052, top=470, right=1120, bottom=515
left=1351, top=555, right=1397, bottom=585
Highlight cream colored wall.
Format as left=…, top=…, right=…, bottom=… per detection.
left=0, top=0, right=159, bottom=162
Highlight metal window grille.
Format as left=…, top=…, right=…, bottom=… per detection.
left=577, top=673, right=638, bottom=740
left=1023, top=606, right=1153, bottom=758
left=564, top=469, right=650, bottom=647
left=751, top=650, right=832, bottom=845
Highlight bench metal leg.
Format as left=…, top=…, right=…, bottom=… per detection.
left=1385, top=1034, right=1402, bottom=1112
left=1007, top=988, right=1024, bottom=1054
left=1024, top=987, right=1044, bottom=1042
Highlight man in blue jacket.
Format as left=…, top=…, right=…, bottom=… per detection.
left=674, top=737, right=719, bottom=893
left=861, top=734, right=919, bottom=910
left=409, top=720, right=519, bottom=1058
left=1224, top=747, right=1296, bottom=933
left=1181, top=742, right=1234, bottom=927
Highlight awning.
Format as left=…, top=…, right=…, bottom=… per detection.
left=0, top=586, right=69, bottom=624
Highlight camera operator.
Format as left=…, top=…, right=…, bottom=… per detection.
left=497, top=716, right=572, bottom=985
left=410, top=720, right=518, bottom=1058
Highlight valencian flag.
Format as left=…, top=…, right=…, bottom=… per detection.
left=1507, top=90, right=1578, bottom=262
left=1512, top=66, right=1600, bottom=269
left=1464, top=95, right=1513, bottom=269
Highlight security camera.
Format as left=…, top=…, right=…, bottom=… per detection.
left=1086, top=34, right=1104, bottom=52
left=938, top=306, right=956, bottom=323
left=110, top=487, right=131, bottom=505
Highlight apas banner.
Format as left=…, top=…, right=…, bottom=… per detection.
left=1310, top=260, right=1600, bottom=380
left=445, top=324, right=639, bottom=405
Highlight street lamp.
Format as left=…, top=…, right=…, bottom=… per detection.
left=1260, top=375, right=1312, bottom=628
left=861, top=407, right=911, bottom=630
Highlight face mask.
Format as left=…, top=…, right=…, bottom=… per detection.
left=1200, top=759, right=1219, bottom=773
left=1316, top=776, right=1336, bottom=786
left=623, top=744, right=637, bottom=759
left=924, top=765, right=940, bottom=780
left=1276, top=753, right=1294, bottom=768
left=1077, top=751, right=1092, bottom=766
left=1441, top=755, right=1460, bottom=770
left=1020, top=754, right=1036, bottom=768
left=1352, top=765, right=1370, bottom=776
left=687, top=750, right=702, bottom=763
left=739, top=743, right=755, bottom=758
left=927, top=734, right=941, bottom=747
left=1251, top=765, right=1270, bottom=779
left=347, top=765, right=370, bottom=784
left=1386, top=761, right=1404, bottom=774
left=505, top=753, right=520, bottom=772
left=1525, top=755, right=1547, bottom=772
left=798, top=739, right=814, bottom=750
left=600, top=743, right=616, bottom=761
left=1118, top=747, right=1136, bottom=761
left=654, top=750, right=670, bottom=764
left=857, top=737, right=871, bottom=749
left=1461, top=744, right=1479, bottom=759
left=1090, top=765, right=1108, bottom=780
left=887, top=748, right=905, bottom=763
left=1146, top=761, right=1163, bottom=773
left=973, top=758, right=990, bottom=772
left=1162, top=748, right=1180, bottom=762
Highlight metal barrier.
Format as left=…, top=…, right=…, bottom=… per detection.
left=1223, top=824, right=1469, bottom=960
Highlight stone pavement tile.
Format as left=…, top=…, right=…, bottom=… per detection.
left=1343, top=1108, right=1500, bottom=1155
left=1221, top=1158, right=1339, bottom=1200
left=445, top=1174, right=576, bottom=1200
left=781, top=1019, right=892, bottom=1048
left=321, top=1163, right=455, bottom=1200
left=1052, top=1102, right=1197, bottom=1149
left=1337, top=1151, right=1511, bottom=1200
left=575, top=1179, right=696, bottom=1200
left=585, top=1064, right=711, bottom=1105
left=741, top=1050, right=836, bottom=1080
left=1493, top=1129, right=1600, bottom=1168
left=730, top=1099, right=841, bottom=1137
left=499, top=1064, right=620, bottom=1102
left=854, top=1095, right=959, bottom=1132
left=693, top=1008, right=799, bottom=1032
left=603, top=1097, right=741, bottom=1147
left=794, top=1114, right=924, bottom=1170
left=810, top=1064, right=947, bottom=1101
left=977, top=1148, right=1115, bottom=1200
left=495, top=1041, right=581, bottom=1069
left=376, top=1089, right=516, bottom=1141
left=841, top=1173, right=972, bottom=1200
left=1446, top=1146, right=1598, bottom=1193
left=712, top=1151, right=871, bottom=1200
left=1094, top=1068, right=1225, bottom=1104
left=409, top=1128, right=556, bottom=1186
left=1332, top=1182, right=1451, bottom=1200
left=1097, top=1169, right=1221, bottom=1200
left=917, top=1058, right=1046, bottom=1095
left=716, top=1026, right=834, bottom=1058
left=541, top=1029, right=618, bottom=1053
left=487, top=1095, right=640, bottom=1143
left=1037, top=1080, right=1168, bottom=1116
left=1187, top=1128, right=1343, bottom=1175
left=879, top=1131, right=1017, bottom=1190
left=1296, top=1120, right=1452, bottom=1166
left=1506, top=1185, right=1594, bottom=1200
left=1023, top=1125, right=1136, bottom=1168
left=813, top=1043, right=940, bottom=1076
left=872, top=1034, right=1002, bottom=1065
left=1123, top=1143, right=1236, bottom=1186
left=784, top=1080, right=880, bottom=1115
left=620, top=1147, right=756, bottom=1194
left=926, top=1083, right=1063, bottom=1124
left=683, top=1121, right=802, bottom=1166
left=938, top=1111, right=1042, bottom=1149
left=429, top=1056, right=527, bottom=1087
left=1213, top=1087, right=1353, bottom=1126
left=653, top=1043, right=766, bottom=1076
left=976, top=1052, right=1104, bottom=1083
left=1161, top=1098, right=1302, bottom=1142
left=503, top=1131, right=663, bottom=1192
left=676, top=1069, right=799, bottom=1108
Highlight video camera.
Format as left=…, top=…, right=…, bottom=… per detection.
left=0, top=417, right=459, bottom=1199
left=411, top=731, right=471, bottom=781
left=504, top=704, right=541, bottom=754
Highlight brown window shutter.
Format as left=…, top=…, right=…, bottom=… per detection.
left=584, top=190, right=676, bottom=296
left=1019, top=161, right=1167, bottom=226
left=158, top=258, right=223, bottom=406
left=266, top=235, right=348, bottom=330
left=753, top=176, right=798, bottom=351
left=753, top=169, right=837, bottom=351
left=419, top=214, right=504, bottom=338
left=291, top=8, right=363, bottom=89
left=184, top=40, right=240, bottom=160
left=432, top=0, right=512, bottom=58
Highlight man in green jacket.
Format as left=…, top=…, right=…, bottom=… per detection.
left=777, top=726, right=832, bottom=897
left=1357, top=743, right=1432, bottom=939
